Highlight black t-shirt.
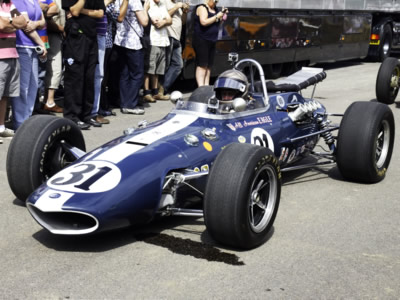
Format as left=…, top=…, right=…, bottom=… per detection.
left=62, top=0, right=105, bottom=37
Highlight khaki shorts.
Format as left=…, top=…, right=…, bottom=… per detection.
left=0, top=58, right=20, bottom=98
left=144, top=45, right=166, bottom=75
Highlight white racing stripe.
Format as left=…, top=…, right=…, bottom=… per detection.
left=94, top=144, right=145, bottom=164
left=33, top=190, right=74, bottom=212
left=130, top=114, right=198, bottom=144
left=94, top=114, right=198, bottom=164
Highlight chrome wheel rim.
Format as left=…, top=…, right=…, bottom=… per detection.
left=376, top=120, right=390, bottom=169
left=390, top=67, right=400, bottom=97
left=249, top=165, right=278, bottom=233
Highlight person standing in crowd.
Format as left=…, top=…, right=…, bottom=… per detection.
left=98, top=0, right=117, bottom=116
left=113, top=0, right=149, bottom=114
left=0, top=0, right=26, bottom=142
left=157, top=0, right=188, bottom=100
left=12, top=0, right=47, bottom=130
left=142, top=0, right=171, bottom=103
left=193, top=0, right=227, bottom=86
left=62, top=0, right=105, bottom=129
left=34, top=0, right=59, bottom=114
left=43, top=0, right=65, bottom=113
left=90, top=0, right=111, bottom=125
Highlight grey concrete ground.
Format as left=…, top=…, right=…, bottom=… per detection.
left=1, top=61, right=399, bottom=299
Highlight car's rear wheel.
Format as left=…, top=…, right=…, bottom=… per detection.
left=204, top=143, right=281, bottom=249
left=6, top=115, right=86, bottom=201
left=376, top=57, right=400, bottom=104
left=336, top=102, right=394, bottom=183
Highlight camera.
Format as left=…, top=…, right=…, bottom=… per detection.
left=35, top=46, right=44, bottom=55
left=35, top=46, right=47, bottom=63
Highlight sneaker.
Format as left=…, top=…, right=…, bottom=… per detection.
left=87, top=118, right=102, bottom=127
left=44, top=103, right=63, bottom=113
left=76, top=121, right=91, bottom=130
left=153, top=93, right=171, bottom=101
left=143, top=94, right=156, bottom=103
left=0, top=128, right=14, bottom=138
left=121, top=108, right=145, bottom=115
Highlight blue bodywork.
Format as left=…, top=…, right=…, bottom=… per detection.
left=26, top=67, right=327, bottom=235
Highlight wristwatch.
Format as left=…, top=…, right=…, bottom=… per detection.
left=9, top=17, right=13, bottom=24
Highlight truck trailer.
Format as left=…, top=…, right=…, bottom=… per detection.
left=181, top=0, right=400, bottom=79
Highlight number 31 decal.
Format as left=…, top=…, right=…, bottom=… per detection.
left=250, top=128, right=275, bottom=152
left=48, top=161, right=121, bottom=193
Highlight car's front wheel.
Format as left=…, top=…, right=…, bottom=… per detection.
left=6, top=115, right=86, bottom=201
left=336, top=102, right=395, bottom=183
left=204, top=143, right=281, bottom=249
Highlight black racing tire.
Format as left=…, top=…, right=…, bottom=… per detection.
left=204, top=143, right=281, bottom=249
left=376, top=57, right=400, bottom=104
left=6, top=115, right=86, bottom=201
left=336, top=102, right=395, bottom=183
left=264, top=63, right=283, bottom=79
left=379, top=24, right=392, bottom=62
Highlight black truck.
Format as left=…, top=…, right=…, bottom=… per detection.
left=181, top=0, right=400, bottom=79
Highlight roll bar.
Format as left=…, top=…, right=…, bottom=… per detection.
left=234, top=58, right=269, bottom=108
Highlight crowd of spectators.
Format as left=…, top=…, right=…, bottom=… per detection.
left=0, top=0, right=228, bottom=139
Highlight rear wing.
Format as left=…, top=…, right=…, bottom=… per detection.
left=255, top=67, right=326, bottom=98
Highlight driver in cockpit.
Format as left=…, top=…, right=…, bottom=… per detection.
left=213, top=69, right=250, bottom=113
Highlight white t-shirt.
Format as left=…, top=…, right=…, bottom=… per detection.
left=148, top=0, right=170, bottom=47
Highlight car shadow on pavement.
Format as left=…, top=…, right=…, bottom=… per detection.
left=31, top=214, right=269, bottom=265
left=31, top=216, right=204, bottom=253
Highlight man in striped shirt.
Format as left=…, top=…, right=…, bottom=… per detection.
left=0, top=0, right=26, bottom=143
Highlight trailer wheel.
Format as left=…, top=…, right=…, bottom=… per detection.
left=336, top=102, right=394, bottom=183
left=204, top=143, right=281, bottom=249
left=376, top=57, right=400, bottom=104
left=379, top=24, right=392, bottom=61
left=283, top=61, right=307, bottom=76
left=264, top=63, right=283, bottom=79
left=6, top=115, right=85, bottom=201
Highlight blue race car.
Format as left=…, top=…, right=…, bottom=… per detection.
left=7, top=58, right=395, bottom=249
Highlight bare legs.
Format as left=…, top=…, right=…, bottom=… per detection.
left=196, top=66, right=211, bottom=87
left=144, top=74, right=159, bottom=91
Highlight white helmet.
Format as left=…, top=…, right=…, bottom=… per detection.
left=214, top=69, right=249, bottom=102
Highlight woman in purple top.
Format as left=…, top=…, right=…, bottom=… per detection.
left=12, top=0, right=47, bottom=130
left=192, top=0, right=227, bottom=87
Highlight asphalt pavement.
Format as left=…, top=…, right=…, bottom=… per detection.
left=1, top=60, right=399, bottom=299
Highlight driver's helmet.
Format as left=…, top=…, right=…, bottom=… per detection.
left=214, top=69, right=249, bottom=103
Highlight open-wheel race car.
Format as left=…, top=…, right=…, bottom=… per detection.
left=7, top=57, right=395, bottom=249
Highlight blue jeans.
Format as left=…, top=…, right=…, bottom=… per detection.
left=163, top=37, right=183, bottom=93
left=12, top=48, right=39, bottom=130
left=116, top=45, right=144, bottom=109
left=92, top=34, right=105, bottom=115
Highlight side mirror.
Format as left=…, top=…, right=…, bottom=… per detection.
left=170, top=91, right=183, bottom=104
left=232, top=97, right=247, bottom=112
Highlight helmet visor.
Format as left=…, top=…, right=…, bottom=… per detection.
left=214, top=77, right=246, bottom=93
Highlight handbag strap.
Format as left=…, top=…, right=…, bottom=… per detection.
left=118, top=0, right=143, bottom=38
